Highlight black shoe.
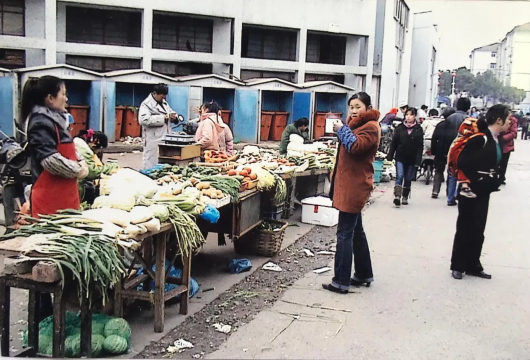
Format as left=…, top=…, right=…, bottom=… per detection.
left=466, top=271, right=492, bottom=279
left=448, top=201, right=457, bottom=206
left=322, top=283, right=348, bottom=294
left=432, top=193, right=438, bottom=199
left=350, top=278, right=373, bottom=287
left=452, top=271, right=463, bottom=280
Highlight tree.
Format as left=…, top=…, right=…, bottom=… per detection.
left=454, top=67, right=475, bottom=95
left=438, top=71, right=452, bottom=96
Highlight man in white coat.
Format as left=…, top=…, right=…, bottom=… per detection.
left=139, top=83, right=178, bottom=169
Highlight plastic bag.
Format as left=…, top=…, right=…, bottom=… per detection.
left=199, top=204, right=220, bottom=223
left=227, top=259, right=252, bottom=274
left=137, top=261, right=199, bottom=299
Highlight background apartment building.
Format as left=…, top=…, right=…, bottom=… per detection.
left=0, top=0, right=377, bottom=91
left=469, top=43, right=498, bottom=76
left=496, top=22, right=530, bottom=92
left=408, top=10, right=439, bottom=109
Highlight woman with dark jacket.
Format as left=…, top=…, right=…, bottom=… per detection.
left=450, top=105, right=511, bottom=280
left=387, top=107, right=424, bottom=206
left=322, top=92, right=381, bottom=294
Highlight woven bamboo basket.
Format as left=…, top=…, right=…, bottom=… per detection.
left=234, top=219, right=289, bottom=257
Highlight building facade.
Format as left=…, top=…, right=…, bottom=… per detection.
left=407, top=11, right=439, bottom=109
left=0, top=0, right=377, bottom=91
left=469, top=43, right=498, bottom=76
left=496, top=22, right=530, bottom=92
left=372, top=0, right=413, bottom=113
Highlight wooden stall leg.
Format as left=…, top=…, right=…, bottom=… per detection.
left=179, top=253, right=191, bottom=315
left=113, top=277, right=124, bottom=318
left=80, top=297, right=92, bottom=358
left=0, top=279, right=10, bottom=357
left=154, top=233, right=166, bottom=333
left=143, top=240, right=153, bottom=294
left=52, top=288, right=66, bottom=358
left=27, top=290, right=41, bottom=356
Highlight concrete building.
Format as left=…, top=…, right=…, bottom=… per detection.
left=0, top=0, right=377, bottom=91
left=372, top=0, right=413, bottom=113
left=408, top=10, right=439, bottom=109
left=469, top=43, right=498, bottom=76
left=496, top=22, right=530, bottom=91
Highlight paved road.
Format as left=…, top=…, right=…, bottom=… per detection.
left=210, top=139, right=530, bottom=359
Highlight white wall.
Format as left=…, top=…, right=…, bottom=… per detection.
left=470, top=50, right=496, bottom=75
left=408, top=11, right=439, bottom=109
left=510, top=28, right=530, bottom=91
left=377, top=0, right=413, bottom=114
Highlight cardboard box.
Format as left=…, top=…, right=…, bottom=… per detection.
left=301, top=196, right=339, bottom=227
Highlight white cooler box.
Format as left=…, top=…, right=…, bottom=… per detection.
left=301, top=196, right=339, bottom=227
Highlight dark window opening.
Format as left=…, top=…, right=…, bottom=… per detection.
left=152, top=61, right=212, bottom=77
left=66, top=6, right=141, bottom=47
left=304, top=73, right=345, bottom=84
left=241, top=26, right=297, bottom=61
left=65, top=55, right=141, bottom=72
left=240, top=69, right=295, bottom=82
left=306, top=33, right=346, bottom=65
left=0, top=0, right=24, bottom=36
left=0, top=48, right=24, bottom=69
left=152, top=13, right=213, bottom=53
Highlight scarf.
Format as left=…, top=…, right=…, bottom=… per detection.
left=404, top=120, right=416, bottom=134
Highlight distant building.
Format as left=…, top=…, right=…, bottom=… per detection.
left=496, top=22, right=530, bottom=91
left=469, top=43, right=499, bottom=76
left=408, top=11, right=439, bottom=109
left=372, top=0, right=413, bottom=112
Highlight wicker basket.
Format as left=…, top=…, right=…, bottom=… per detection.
left=234, top=219, right=289, bottom=257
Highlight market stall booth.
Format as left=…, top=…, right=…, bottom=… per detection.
left=104, top=70, right=189, bottom=142
left=0, top=68, right=15, bottom=137
left=15, top=65, right=104, bottom=137
left=175, top=74, right=244, bottom=128
left=302, top=81, right=354, bottom=140
left=245, top=78, right=308, bottom=142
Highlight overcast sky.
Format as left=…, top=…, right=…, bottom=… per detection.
left=408, top=0, right=530, bottom=70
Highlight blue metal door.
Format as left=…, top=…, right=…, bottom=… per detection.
left=292, top=92, right=311, bottom=123
left=0, top=77, right=14, bottom=136
left=104, top=81, right=117, bottom=142
left=233, top=89, right=259, bottom=143
left=168, top=85, right=190, bottom=132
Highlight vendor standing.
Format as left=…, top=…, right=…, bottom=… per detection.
left=23, top=76, right=89, bottom=218
left=139, top=83, right=178, bottom=170
left=195, top=101, right=225, bottom=154
left=279, top=117, right=310, bottom=155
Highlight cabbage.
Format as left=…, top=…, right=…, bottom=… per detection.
left=101, top=169, right=158, bottom=199
left=129, top=206, right=154, bottom=224
left=92, top=193, right=135, bottom=211
left=148, top=204, right=169, bottom=222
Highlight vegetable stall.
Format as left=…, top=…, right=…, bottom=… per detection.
left=0, top=141, right=336, bottom=358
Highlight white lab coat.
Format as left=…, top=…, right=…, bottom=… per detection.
left=138, top=94, right=174, bottom=169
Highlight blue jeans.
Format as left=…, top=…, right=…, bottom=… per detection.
left=395, top=161, right=416, bottom=188
left=447, top=174, right=458, bottom=204
left=332, top=212, right=373, bottom=290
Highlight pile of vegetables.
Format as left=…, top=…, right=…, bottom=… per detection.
left=204, top=150, right=230, bottom=163
left=227, top=167, right=258, bottom=183
left=199, top=175, right=242, bottom=203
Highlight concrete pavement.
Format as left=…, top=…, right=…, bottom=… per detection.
left=209, top=139, right=530, bottom=359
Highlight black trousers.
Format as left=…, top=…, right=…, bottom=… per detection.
left=432, top=159, right=446, bottom=195
left=498, top=152, right=511, bottom=183
left=522, top=127, right=528, bottom=140
left=450, top=194, right=490, bottom=273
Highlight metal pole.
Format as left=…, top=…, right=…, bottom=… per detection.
left=451, top=71, right=456, bottom=107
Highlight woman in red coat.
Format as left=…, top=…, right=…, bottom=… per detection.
left=323, top=92, right=381, bottom=294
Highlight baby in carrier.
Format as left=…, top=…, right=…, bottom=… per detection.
left=447, top=117, right=486, bottom=199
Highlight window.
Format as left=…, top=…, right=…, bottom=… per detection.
left=396, top=47, right=403, bottom=73
left=304, top=73, right=345, bottom=84
left=241, top=26, right=297, bottom=61
left=240, top=69, right=295, bottom=82
left=490, top=63, right=496, bottom=69
left=66, top=7, right=141, bottom=47
left=152, top=13, right=213, bottom=53
left=491, top=52, right=497, bottom=57
left=306, top=32, right=346, bottom=65
left=152, top=61, right=212, bottom=77
left=0, top=0, right=24, bottom=36
left=394, top=0, right=409, bottom=28
left=66, top=55, right=141, bottom=72
left=0, top=48, right=24, bottom=69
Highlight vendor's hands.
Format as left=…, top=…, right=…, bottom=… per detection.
left=169, top=112, right=177, bottom=120
left=77, top=161, right=89, bottom=180
left=333, top=119, right=344, bottom=133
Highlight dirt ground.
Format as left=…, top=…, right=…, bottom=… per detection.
left=136, top=225, right=338, bottom=359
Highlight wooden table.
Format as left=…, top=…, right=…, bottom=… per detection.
left=113, top=223, right=191, bottom=333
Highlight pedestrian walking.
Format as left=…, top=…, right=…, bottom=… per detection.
left=498, top=114, right=518, bottom=184
left=323, top=92, right=381, bottom=294
left=139, top=83, right=179, bottom=169
left=450, top=105, right=511, bottom=280
left=431, top=98, right=471, bottom=204
left=520, top=113, right=529, bottom=140
left=387, top=107, right=424, bottom=206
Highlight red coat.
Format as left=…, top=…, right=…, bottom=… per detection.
left=330, top=109, right=381, bottom=213
left=500, top=115, right=518, bottom=153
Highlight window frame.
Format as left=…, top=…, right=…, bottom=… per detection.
left=306, top=32, right=346, bottom=65
left=0, top=0, right=25, bottom=36
left=65, top=55, right=141, bottom=72
left=152, top=13, right=214, bottom=53
left=241, top=25, right=298, bottom=62
left=151, top=60, right=213, bottom=77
